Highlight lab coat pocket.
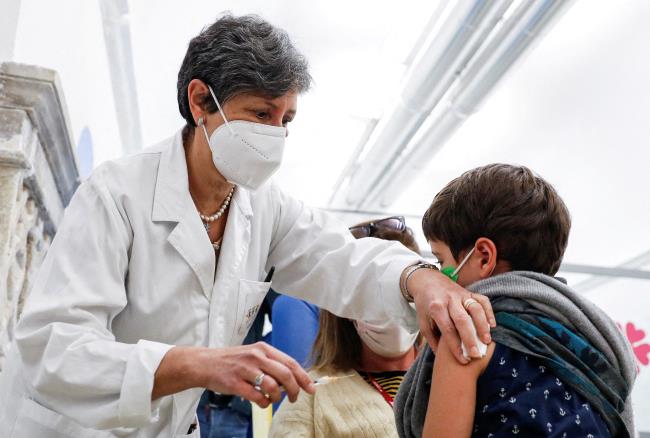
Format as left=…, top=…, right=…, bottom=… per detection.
left=14, top=397, right=111, bottom=437
left=234, top=279, right=270, bottom=341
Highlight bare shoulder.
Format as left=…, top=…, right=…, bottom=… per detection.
left=437, top=335, right=496, bottom=377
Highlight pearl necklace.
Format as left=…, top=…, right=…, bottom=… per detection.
left=198, top=186, right=235, bottom=232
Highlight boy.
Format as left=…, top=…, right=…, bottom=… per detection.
left=395, top=164, right=636, bottom=437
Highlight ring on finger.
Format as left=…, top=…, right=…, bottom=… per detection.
left=253, top=372, right=265, bottom=387
left=253, top=373, right=272, bottom=399
left=462, top=297, right=480, bottom=311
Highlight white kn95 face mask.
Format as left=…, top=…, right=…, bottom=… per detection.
left=199, top=85, right=286, bottom=191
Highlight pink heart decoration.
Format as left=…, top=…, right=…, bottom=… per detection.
left=634, top=343, right=650, bottom=366
left=626, top=322, right=646, bottom=344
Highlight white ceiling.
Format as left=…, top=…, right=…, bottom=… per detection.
left=12, top=0, right=650, bottom=265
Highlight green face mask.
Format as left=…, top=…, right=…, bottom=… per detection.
left=440, top=247, right=475, bottom=282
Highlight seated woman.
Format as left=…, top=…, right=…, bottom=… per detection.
left=395, top=164, right=636, bottom=437
left=270, top=218, right=421, bottom=438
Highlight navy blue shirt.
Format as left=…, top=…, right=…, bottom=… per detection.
left=473, top=343, right=610, bottom=437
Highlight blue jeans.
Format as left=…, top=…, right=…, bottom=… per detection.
left=197, top=392, right=251, bottom=438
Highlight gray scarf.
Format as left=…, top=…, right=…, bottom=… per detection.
left=394, top=271, right=636, bottom=437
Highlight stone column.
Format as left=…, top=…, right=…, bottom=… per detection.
left=0, top=62, right=79, bottom=370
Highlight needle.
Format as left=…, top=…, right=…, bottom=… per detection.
left=276, top=374, right=355, bottom=393
left=312, top=374, right=355, bottom=386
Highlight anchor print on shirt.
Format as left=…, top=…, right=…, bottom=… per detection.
left=559, top=407, right=567, bottom=417
left=499, top=387, right=507, bottom=398
left=555, top=377, right=563, bottom=386
left=543, top=389, right=550, bottom=400
left=499, top=357, right=506, bottom=365
left=508, top=396, right=517, bottom=404
left=512, top=425, right=520, bottom=435
left=500, top=414, right=508, bottom=423
left=525, top=382, right=532, bottom=391
left=511, top=368, right=518, bottom=378
left=575, top=414, right=581, bottom=425
left=564, top=391, right=572, bottom=401
left=529, top=408, right=537, bottom=419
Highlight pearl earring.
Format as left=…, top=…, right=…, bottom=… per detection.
left=197, top=116, right=204, bottom=126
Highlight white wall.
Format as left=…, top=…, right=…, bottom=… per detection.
left=12, top=0, right=122, bottom=167
left=0, top=0, right=21, bottom=61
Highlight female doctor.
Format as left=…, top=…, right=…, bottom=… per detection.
left=0, top=14, right=494, bottom=437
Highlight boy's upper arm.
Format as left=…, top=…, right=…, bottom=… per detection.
left=423, top=336, right=496, bottom=438
left=439, top=334, right=494, bottom=376
left=431, top=335, right=494, bottom=404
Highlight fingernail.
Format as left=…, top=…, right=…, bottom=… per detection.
left=308, top=383, right=316, bottom=393
left=483, top=334, right=492, bottom=344
left=471, top=346, right=480, bottom=358
left=490, top=319, right=497, bottom=327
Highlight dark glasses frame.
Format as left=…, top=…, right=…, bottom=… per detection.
left=349, top=216, right=407, bottom=239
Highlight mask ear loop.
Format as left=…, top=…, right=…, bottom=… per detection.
left=451, top=246, right=476, bottom=278
left=207, top=85, right=236, bottom=136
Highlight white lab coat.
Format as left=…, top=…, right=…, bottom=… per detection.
left=0, top=130, right=419, bottom=437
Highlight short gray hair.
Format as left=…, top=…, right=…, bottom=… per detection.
left=177, top=13, right=312, bottom=127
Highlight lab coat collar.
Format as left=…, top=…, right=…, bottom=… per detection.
left=230, top=182, right=253, bottom=219
left=150, top=130, right=254, bottom=300
left=151, top=130, right=215, bottom=298
left=151, top=130, right=253, bottom=221
left=151, top=130, right=192, bottom=223
left=208, top=187, right=252, bottom=347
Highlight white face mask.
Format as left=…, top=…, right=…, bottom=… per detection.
left=199, top=86, right=286, bottom=191
left=354, top=319, right=418, bottom=358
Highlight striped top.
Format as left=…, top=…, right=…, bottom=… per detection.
left=361, top=370, right=407, bottom=399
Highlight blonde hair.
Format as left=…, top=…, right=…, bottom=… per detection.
left=311, top=310, right=362, bottom=373
left=310, top=218, right=421, bottom=372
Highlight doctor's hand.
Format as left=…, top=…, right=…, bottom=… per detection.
left=153, top=342, right=315, bottom=408
left=406, top=268, right=496, bottom=364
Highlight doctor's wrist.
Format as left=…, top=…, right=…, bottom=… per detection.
left=153, top=346, right=207, bottom=400
left=186, top=347, right=219, bottom=389
left=401, top=262, right=440, bottom=302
